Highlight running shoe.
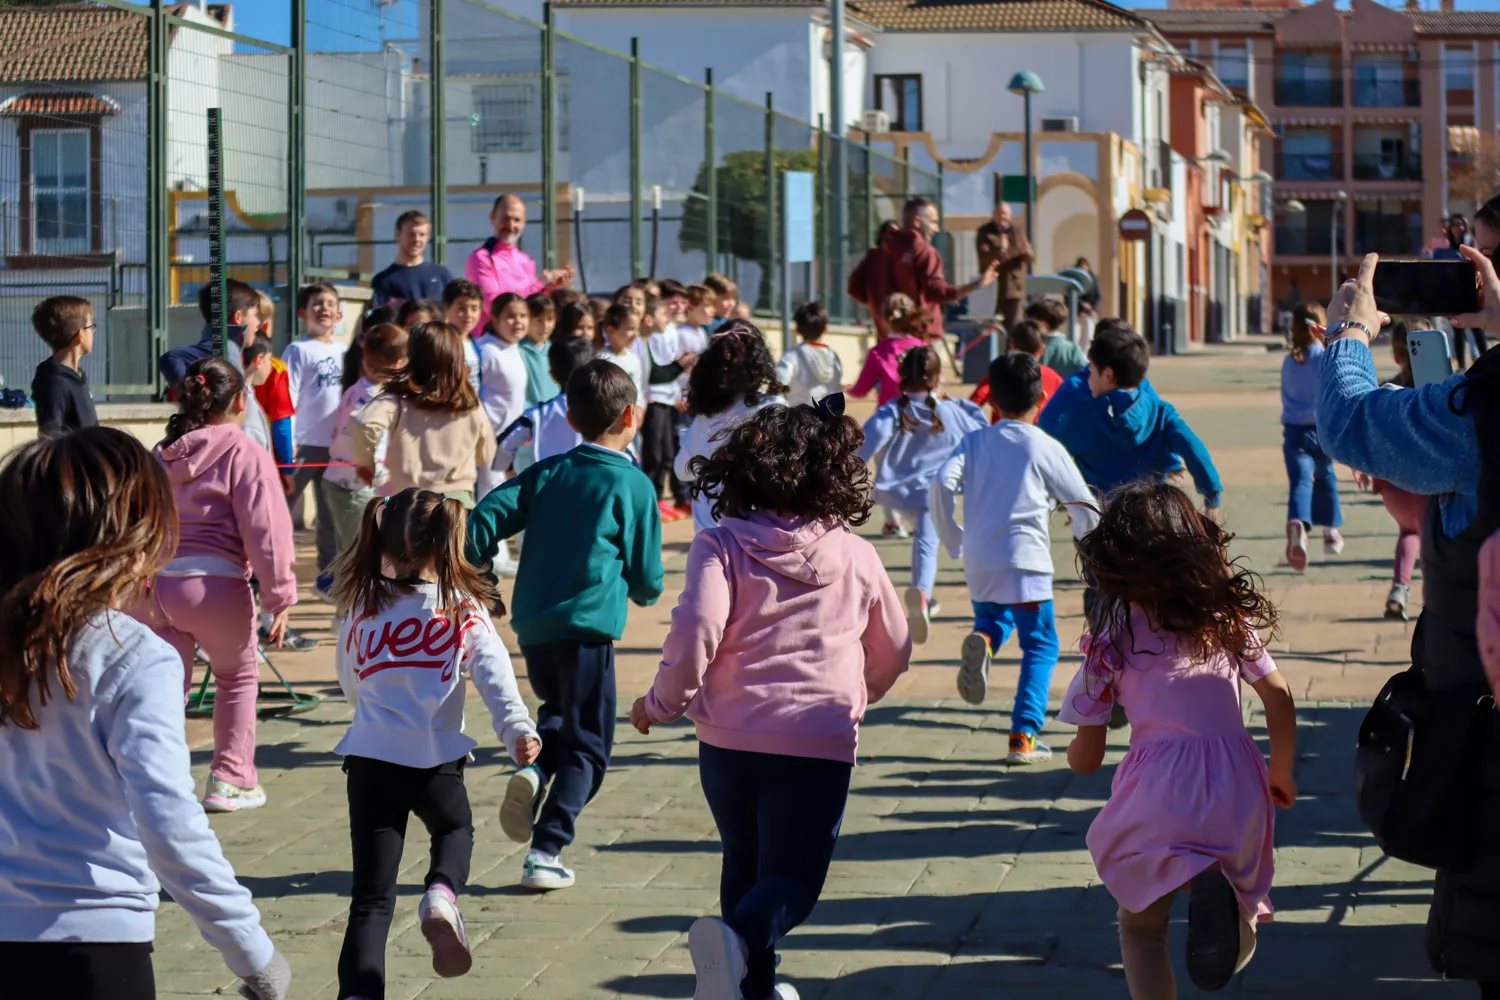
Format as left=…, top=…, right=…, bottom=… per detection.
left=500, top=765, right=544, bottom=844
left=1186, top=868, right=1241, bottom=991
left=1007, top=733, right=1053, bottom=764
left=418, top=883, right=472, bottom=978
left=521, top=850, right=575, bottom=891
left=1323, top=529, right=1345, bottom=556
left=311, top=573, right=336, bottom=604
left=202, top=776, right=266, bottom=813
left=957, top=632, right=990, bottom=705
left=689, top=916, right=748, bottom=1000
left=882, top=521, right=909, bottom=539
left=1285, top=521, right=1308, bottom=572
left=904, top=586, right=930, bottom=646
left=1385, top=582, right=1410, bottom=621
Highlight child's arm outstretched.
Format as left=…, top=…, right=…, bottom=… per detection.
left=631, top=534, right=730, bottom=733
left=848, top=347, right=883, bottom=399
left=464, top=474, right=528, bottom=569
left=857, top=403, right=899, bottom=466
left=1160, top=405, right=1224, bottom=511
left=467, top=621, right=541, bottom=765
left=930, top=449, right=966, bottom=558
left=1251, top=667, right=1298, bottom=808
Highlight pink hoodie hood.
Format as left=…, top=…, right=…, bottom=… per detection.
left=154, top=424, right=298, bottom=614
left=644, top=510, right=912, bottom=763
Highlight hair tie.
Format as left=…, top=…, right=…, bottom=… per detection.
left=373, top=496, right=389, bottom=530
left=191, top=374, right=208, bottom=386
left=814, top=392, right=846, bottom=422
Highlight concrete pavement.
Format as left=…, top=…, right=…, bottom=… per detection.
left=159, top=346, right=1466, bottom=998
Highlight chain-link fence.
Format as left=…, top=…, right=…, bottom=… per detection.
left=0, top=0, right=940, bottom=396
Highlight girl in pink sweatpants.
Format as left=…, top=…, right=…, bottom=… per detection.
left=136, top=357, right=297, bottom=813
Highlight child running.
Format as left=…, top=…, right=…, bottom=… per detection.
left=776, top=301, right=844, bottom=407
left=858, top=345, right=986, bottom=644
left=630, top=399, right=911, bottom=1000
left=1060, top=481, right=1297, bottom=997
left=331, top=488, right=538, bottom=998
left=1281, top=302, right=1342, bottom=570
left=931, top=352, right=1097, bottom=763
left=322, top=322, right=409, bottom=557
left=0, top=427, right=289, bottom=1000
left=134, top=356, right=297, bottom=813
left=466, top=360, right=663, bottom=891
left=849, top=293, right=927, bottom=406
left=675, top=324, right=788, bottom=533
left=350, top=321, right=495, bottom=507
left=969, top=320, right=1063, bottom=424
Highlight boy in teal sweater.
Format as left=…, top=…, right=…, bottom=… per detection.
left=466, top=359, right=662, bottom=891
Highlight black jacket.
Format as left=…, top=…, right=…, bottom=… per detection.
left=31, top=357, right=97, bottom=438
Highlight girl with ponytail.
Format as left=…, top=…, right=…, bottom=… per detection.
left=135, top=356, right=297, bottom=814
left=328, top=487, right=538, bottom=998
left=858, top=345, right=987, bottom=645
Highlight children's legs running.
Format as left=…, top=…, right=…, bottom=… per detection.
left=521, top=640, right=616, bottom=856
left=698, top=743, right=852, bottom=1000
left=1118, top=893, right=1177, bottom=1000
left=1281, top=425, right=1315, bottom=526
left=1010, top=601, right=1060, bottom=735
left=1308, top=434, right=1342, bottom=529
left=339, top=756, right=415, bottom=1000
left=903, top=507, right=939, bottom=598
left=971, top=601, right=1017, bottom=659
left=412, top=759, right=475, bottom=894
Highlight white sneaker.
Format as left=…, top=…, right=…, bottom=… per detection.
left=882, top=521, right=909, bottom=540
left=1285, top=521, right=1308, bottom=572
left=904, top=586, right=930, bottom=646
left=772, top=984, right=800, bottom=1000
left=1323, top=529, right=1345, bottom=556
left=500, top=765, right=542, bottom=843
left=689, top=916, right=748, bottom=1000
left=201, top=776, right=266, bottom=813
left=957, top=632, right=990, bottom=705
left=418, top=885, right=472, bottom=978
left=1385, top=582, right=1410, bottom=621
left=521, top=850, right=575, bottom=890
left=928, top=599, right=942, bottom=618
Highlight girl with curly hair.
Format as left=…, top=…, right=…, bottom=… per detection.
left=1059, top=480, right=1298, bottom=999
left=630, top=398, right=912, bottom=1000
left=674, top=323, right=787, bottom=532
left=858, top=344, right=985, bottom=644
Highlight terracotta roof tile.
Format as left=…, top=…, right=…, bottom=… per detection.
left=0, top=4, right=147, bottom=84
left=0, top=90, right=120, bottom=115
left=1140, top=6, right=1500, bottom=37
left=851, top=0, right=1144, bottom=32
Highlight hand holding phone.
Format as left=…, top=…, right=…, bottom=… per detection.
left=1407, top=329, right=1454, bottom=387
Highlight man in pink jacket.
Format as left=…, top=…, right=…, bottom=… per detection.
left=464, top=194, right=575, bottom=333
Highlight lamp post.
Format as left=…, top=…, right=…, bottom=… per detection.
left=1007, top=71, right=1043, bottom=257
left=1330, top=189, right=1347, bottom=299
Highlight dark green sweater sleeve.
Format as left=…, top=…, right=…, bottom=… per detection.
left=465, top=474, right=529, bottom=568
left=622, top=477, right=664, bottom=607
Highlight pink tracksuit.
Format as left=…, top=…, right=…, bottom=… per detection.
left=849, top=335, right=925, bottom=406
left=135, top=423, right=296, bottom=788
left=464, top=238, right=546, bottom=334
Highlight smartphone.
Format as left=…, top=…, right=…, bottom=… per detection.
left=1407, top=329, right=1454, bottom=387
left=1372, top=260, right=1479, bottom=316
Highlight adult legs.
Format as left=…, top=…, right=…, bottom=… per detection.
left=1010, top=600, right=1060, bottom=736
left=522, top=640, right=617, bottom=856
left=1118, top=893, right=1177, bottom=1000
left=338, top=756, right=416, bottom=1000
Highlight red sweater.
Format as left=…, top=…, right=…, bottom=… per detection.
left=970, top=363, right=1063, bottom=424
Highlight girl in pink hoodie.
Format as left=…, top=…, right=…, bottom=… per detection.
left=630, top=396, right=911, bottom=1000
left=134, top=357, right=297, bottom=814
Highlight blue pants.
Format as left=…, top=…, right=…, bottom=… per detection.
left=698, top=743, right=851, bottom=1000
left=1282, top=424, right=1342, bottom=528
left=520, top=639, right=616, bottom=856
left=896, top=506, right=939, bottom=598
left=973, top=600, right=1060, bottom=735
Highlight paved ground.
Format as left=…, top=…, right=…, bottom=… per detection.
left=158, top=344, right=1471, bottom=999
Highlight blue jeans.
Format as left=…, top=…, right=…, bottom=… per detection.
left=1282, top=424, right=1342, bottom=528
left=897, top=506, right=939, bottom=598
left=972, top=600, right=1060, bottom=735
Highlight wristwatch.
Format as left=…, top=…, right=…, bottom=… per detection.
left=1325, top=320, right=1373, bottom=342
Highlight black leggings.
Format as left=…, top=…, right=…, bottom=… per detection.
left=338, top=755, right=473, bottom=1000
left=0, top=941, right=154, bottom=1000
left=641, top=402, right=687, bottom=503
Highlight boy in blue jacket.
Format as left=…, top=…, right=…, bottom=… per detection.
left=1039, top=321, right=1222, bottom=515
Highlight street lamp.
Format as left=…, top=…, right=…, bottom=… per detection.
left=1281, top=193, right=1346, bottom=298
left=1008, top=70, right=1044, bottom=258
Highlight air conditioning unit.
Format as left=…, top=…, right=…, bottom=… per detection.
left=1040, top=116, right=1079, bottom=133
left=860, top=109, right=891, bottom=134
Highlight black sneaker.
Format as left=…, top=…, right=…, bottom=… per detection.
left=1186, top=869, right=1241, bottom=991
left=261, top=626, right=319, bottom=651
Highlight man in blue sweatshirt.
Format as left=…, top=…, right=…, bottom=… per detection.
left=1038, top=320, right=1222, bottom=514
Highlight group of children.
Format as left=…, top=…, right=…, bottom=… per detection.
left=9, top=249, right=1299, bottom=1000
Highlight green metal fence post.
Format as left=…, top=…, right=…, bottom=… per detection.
left=937, top=161, right=945, bottom=232
left=288, top=0, right=306, bottom=308
left=629, top=38, right=642, bottom=279
left=764, top=92, right=776, bottom=314
left=541, top=3, right=556, bottom=270
left=431, top=0, right=447, bottom=266
left=816, top=113, right=827, bottom=304
left=704, top=68, right=717, bottom=275
left=148, top=0, right=168, bottom=394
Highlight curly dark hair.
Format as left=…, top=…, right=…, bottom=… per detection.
left=685, top=325, right=788, bottom=417
left=1077, top=480, right=1278, bottom=671
left=688, top=403, right=871, bottom=525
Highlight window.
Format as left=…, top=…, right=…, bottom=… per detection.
left=874, top=75, right=922, bottom=132
left=1278, top=128, right=1336, bottom=181
left=1353, top=124, right=1420, bottom=181
left=1353, top=52, right=1416, bottom=107
left=473, top=81, right=539, bottom=152
left=31, top=129, right=91, bottom=256
left=1216, top=46, right=1249, bottom=93
left=1275, top=200, right=1338, bottom=256
left=1446, top=46, right=1475, bottom=104
left=1276, top=52, right=1338, bottom=107
left=1354, top=197, right=1422, bottom=256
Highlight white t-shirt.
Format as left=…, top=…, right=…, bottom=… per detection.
left=776, top=341, right=844, bottom=407
left=673, top=322, right=710, bottom=395
left=326, top=377, right=386, bottom=491
left=601, top=345, right=644, bottom=403
left=641, top=328, right=683, bottom=406
left=282, top=337, right=347, bottom=448
left=674, top=395, right=784, bottom=533
left=474, top=333, right=529, bottom=437
left=463, top=335, right=481, bottom=395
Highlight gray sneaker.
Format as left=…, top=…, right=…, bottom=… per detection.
left=500, top=765, right=543, bottom=843
left=957, top=632, right=990, bottom=705
left=1385, top=583, right=1410, bottom=621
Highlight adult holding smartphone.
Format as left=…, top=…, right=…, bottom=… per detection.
left=1315, top=246, right=1500, bottom=997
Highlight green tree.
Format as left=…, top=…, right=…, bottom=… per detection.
left=680, top=148, right=818, bottom=310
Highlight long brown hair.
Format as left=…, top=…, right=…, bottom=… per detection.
left=0, top=428, right=176, bottom=729
left=1077, top=481, right=1277, bottom=671
left=330, top=487, right=499, bottom=618
left=381, top=321, right=480, bottom=412
left=163, top=357, right=243, bottom=447
left=883, top=292, right=926, bottom=338
left=895, top=345, right=944, bottom=435
left=1289, top=301, right=1326, bottom=364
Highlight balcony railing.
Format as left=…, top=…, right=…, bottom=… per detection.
left=1351, top=152, right=1421, bottom=181
left=1274, top=78, right=1341, bottom=107
left=1354, top=220, right=1424, bottom=256
left=1276, top=152, right=1339, bottom=181
left=1352, top=78, right=1420, bottom=108
left=1276, top=228, right=1339, bottom=256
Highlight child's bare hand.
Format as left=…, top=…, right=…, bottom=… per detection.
left=1353, top=470, right=1372, bottom=490
left=629, top=697, right=652, bottom=734
left=514, top=736, right=541, bottom=766
left=280, top=473, right=297, bottom=496
left=678, top=351, right=698, bottom=371
left=1270, top=768, right=1297, bottom=809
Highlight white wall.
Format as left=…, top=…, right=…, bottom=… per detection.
left=809, top=23, right=869, bottom=134
left=866, top=31, right=1142, bottom=153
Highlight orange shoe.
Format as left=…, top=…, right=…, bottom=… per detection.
left=1006, top=733, right=1053, bottom=764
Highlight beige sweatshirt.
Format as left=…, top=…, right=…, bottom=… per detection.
left=350, top=393, right=495, bottom=498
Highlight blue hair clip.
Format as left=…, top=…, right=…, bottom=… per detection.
left=814, top=391, right=846, bottom=422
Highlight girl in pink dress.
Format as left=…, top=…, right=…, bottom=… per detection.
left=1060, top=481, right=1299, bottom=998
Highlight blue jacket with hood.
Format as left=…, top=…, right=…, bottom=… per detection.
left=1038, top=369, right=1221, bottom=507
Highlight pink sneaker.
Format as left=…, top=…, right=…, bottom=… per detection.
left=1285, top=521, right=1308, bottom=572
left=419, top=883, right=472, bottom=977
